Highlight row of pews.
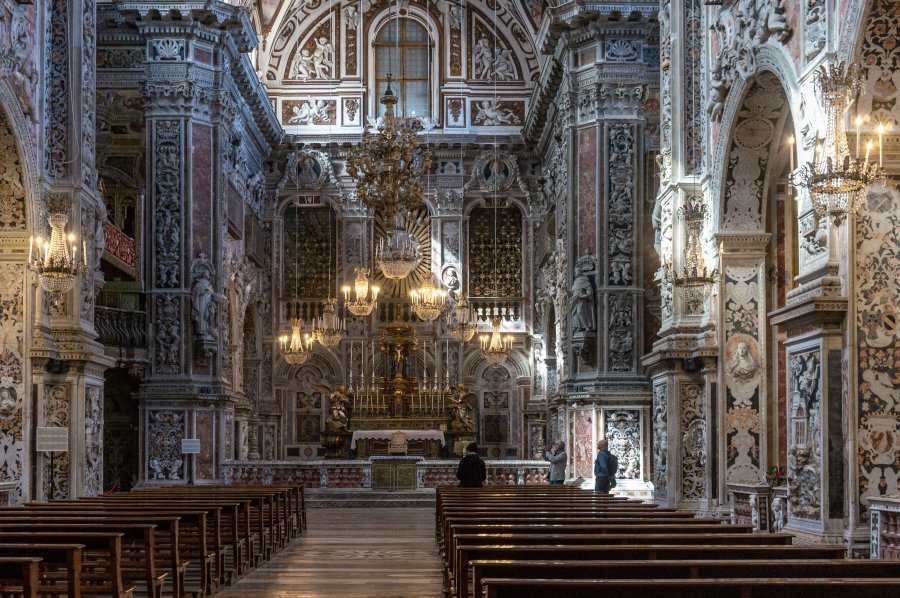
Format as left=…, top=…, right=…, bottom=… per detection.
left=437, top=486, right=900, bottom=598
left=0, top=484, right=305, bottom=598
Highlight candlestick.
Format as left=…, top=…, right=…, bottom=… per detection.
left=878, top=123, right=885, bottom=167
left=855, top=116, right=862, bottom=158
left=865, top=140, right=873, bottom=163
left=82, top=241, right=87, bottom=267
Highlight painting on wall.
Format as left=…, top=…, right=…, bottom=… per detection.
left=482, top=415, right=508, bottom=444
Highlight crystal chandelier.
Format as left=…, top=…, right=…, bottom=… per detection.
left=29, top=195, right=85, bottom=295
left=479, top=316, right=513, bottom=366
left=280, top=318, right=314, bottom=365
left=666, top=197, right=716, bottom=313
left=447, top=294, right=478, bottom=342
left=410, top=278, right=446, bottom=322
left=311, top=210, right=346, bottom=347
left=343, top=266, right=379, bottom=316
left=312, top=298, right=346, bottom=347
left=346, top=76, right=432, bottom=220
left=375, top=214, right=422, bottom=280
left=792, top=62, right=884, bottom=221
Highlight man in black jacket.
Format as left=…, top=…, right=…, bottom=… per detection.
left=456, top=442, right=487, bottom=487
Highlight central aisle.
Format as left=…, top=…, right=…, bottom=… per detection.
left=217, top=508, right=444, bottom=597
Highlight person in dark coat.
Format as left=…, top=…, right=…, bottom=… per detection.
left=594, top=438, right=614, bottom=493
left=456, top=442, right=487, bottom=487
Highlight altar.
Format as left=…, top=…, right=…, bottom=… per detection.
left=351, top=430, right=446, bottom=459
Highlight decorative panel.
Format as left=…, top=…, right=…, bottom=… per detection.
left=469, top=205, right=522, bottom=297
left=605, top=409, right=641, bottom=479
left=147, top=410, right=186, bottom=481
left=856, top=182, right=900, bottom=522
left=607, top=123, right=635, bottom=286
left=283, top=207, right=335, bottom=298
left=723, top=264, right=764, bottom=483
left=43, top=384, right=71, bottom=499
left=0, top=264, right=26, bottom=502
left=0, top=116, right=26, bottom=229
left=680, top=382, right=706, bottom=500
left=652, top=382, right=667, bottom=499
left=787, top=349, right=821, bottom=521
left=83, top=386, right=103, bottom=496
left=573, top=410, right=593, bottom=479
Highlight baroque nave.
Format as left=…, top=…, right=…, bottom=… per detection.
left=0, top=0, right=900, bottom=593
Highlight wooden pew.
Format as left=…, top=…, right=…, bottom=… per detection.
left=0, top=533, right=130, bottom=598
left=0, top=521, right=161, bottom=598
left=471, top=559, right=900, bottom=598
left=0, top=545, right=82, bottom=598
left=481, top=577, right=900, bottom=597
left=0, top=556, right=43, bottom=598
left=12, top=501, right=189, bottom=598
left=451, top=543, right=844, bottom=598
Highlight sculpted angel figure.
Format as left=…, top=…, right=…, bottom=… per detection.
left=191, top=255, right=224, bottom=343
left=474, top=100, right=520, bottom=126
left=290, top=48, right=314, bottom=80
left=448, top=384, right=475, bottom=433
left=325, top=386, right=352, bottom=432
left=472, top=36, right=493, bottom=79
left=313, top=36, right=334, bottom=79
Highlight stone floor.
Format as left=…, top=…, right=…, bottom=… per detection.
left=217, top=507, right=444, bottom=597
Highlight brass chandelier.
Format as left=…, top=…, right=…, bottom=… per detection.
left=792, top=62, right=884, bottom=221
left=667, top=197, right=717, bottom=314
left=346, top=77, right=432, bottom=220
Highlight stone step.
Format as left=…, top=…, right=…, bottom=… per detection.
left=305, top=488, right=437, bottom=508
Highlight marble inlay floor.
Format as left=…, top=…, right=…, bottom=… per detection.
left=216, top=508, right=443, bottom=597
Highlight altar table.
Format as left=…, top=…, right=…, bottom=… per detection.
left=350, top=430, right=446, bottom=449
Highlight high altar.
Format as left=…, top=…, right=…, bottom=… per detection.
left=321, top=320, right=476, bottom=459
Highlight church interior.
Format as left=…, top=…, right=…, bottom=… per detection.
left=1, top=0, right=900, bottom=594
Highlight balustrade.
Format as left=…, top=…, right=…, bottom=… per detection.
left=94, top=306, right=148, bottom=348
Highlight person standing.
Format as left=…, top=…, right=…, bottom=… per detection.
left=544, top=440, right=567, bottom=484
left=594, top=438, right=617, bottom=493
left=456, top=442, right=487, bottom=488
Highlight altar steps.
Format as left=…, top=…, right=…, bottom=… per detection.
left=306, top=488, right=437, bottom=508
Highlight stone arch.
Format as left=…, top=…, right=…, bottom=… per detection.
left=715, top=70, right=793, bottom=233
left=0, top=91, right=38, bottom=503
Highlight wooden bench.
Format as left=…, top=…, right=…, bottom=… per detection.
left=0, top=521, right=162, bottom=598
left=471, top=558, right=900, bottom=598
left=481, top=577, right=900, bottom=597
left=451, top=543, right=844, bottom=598
left=0, top=556, right=43, bottom=598
left=0, top=545, right=82, bottom=598
left=0, top=533, right=131, bottom=598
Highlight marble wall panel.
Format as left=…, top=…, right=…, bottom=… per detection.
left=723, top=264, right=763, bottom=484
left=577, top=126, right=597, bottom=256
left=0, top=263, right=25, bottom=502
left=196, top=411, right=215, bottom=480
left=573, top=410, right=593, bottom=479
left=191, top=123, right=213, bottom=255
left=856, top=182, right=900, bottom=522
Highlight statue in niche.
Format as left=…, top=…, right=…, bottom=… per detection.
left=0, top=387, right=17, bottom=417
left=448, top=384, right=476, bottom=433
left=727, top=341, right=760, bottom=382
left=191, top=254, right=224, bottom=343
left=570, top=257, right=596, bottom=333
left=325, top=386, right=352, bottom=432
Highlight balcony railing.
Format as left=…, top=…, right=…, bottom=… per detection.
left=470, top=297, right=524, bottom=322
left=95, top=306, right=148, bottom=348
left=103, top=220, right=136, bottom=269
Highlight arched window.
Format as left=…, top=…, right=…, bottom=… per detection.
left=374, top=19, right=429, bottom=117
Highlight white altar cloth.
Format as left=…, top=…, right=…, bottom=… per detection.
left=351, top=430, right=446, bottom=449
